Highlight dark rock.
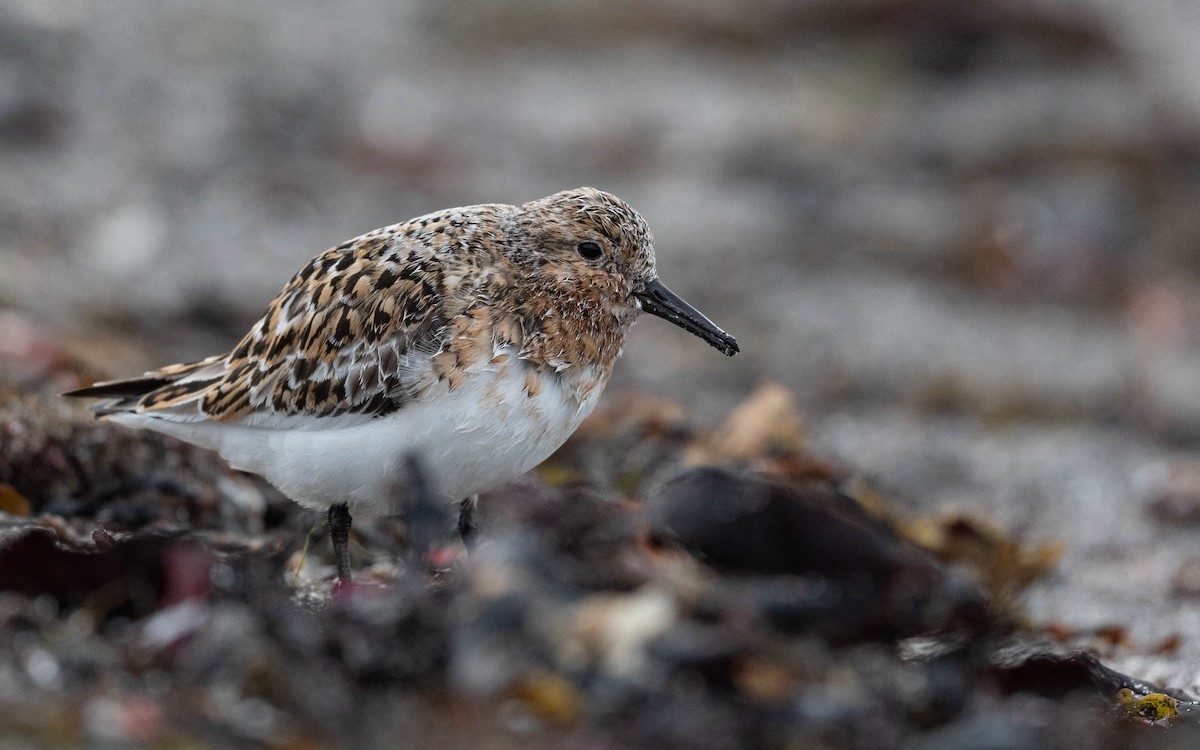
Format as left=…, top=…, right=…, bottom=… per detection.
left=649, top=467, right=991, bottom=638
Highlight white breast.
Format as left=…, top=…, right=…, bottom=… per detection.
left=109, top=359, right=604, bottom=518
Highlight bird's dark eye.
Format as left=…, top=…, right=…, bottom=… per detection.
left=577, top=241, right=603, bottom=261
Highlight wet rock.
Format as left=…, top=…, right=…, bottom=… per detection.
left=648, top=466, right=991, bottom=638
left=986, top=645, right=1193, bottom=702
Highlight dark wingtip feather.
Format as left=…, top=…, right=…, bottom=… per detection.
left=62, top=377, right=171, bottom=400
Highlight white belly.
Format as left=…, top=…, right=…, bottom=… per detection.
left=110, top=363, right=604, bottom=518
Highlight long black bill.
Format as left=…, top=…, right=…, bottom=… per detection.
left=635, top=278, right=739, bottom=356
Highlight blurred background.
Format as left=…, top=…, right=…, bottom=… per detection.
left=4, top=0, right=1200, bottom=688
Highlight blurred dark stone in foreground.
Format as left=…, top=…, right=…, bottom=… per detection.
left=987, top=648, right=1195, bottom=703
left=649, top=466, right=926, bottom=577
left=649, top=467, right=992, bottom=640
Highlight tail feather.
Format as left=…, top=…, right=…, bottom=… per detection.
left=62, top=377, right=173, bottom=400
left=63, top=355, right=227, bottom=417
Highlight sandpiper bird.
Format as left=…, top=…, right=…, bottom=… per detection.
left=65, top=188, right=738, bottom=580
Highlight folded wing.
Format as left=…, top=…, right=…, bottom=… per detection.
left=65, top=234, right=451, bottom=429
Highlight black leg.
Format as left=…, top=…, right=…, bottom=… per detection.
left=457, top=495, right=478, bottom=548
left=328, top=503, right=353, bottom=581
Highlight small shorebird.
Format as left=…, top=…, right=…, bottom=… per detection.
left=65, top=188, right=738, bottom=580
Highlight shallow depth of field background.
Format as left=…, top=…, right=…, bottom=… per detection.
left=4, top=0, right=1200, bottom=687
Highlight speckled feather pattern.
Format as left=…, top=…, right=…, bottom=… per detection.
left=112, top=188, right=655, bottom=424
